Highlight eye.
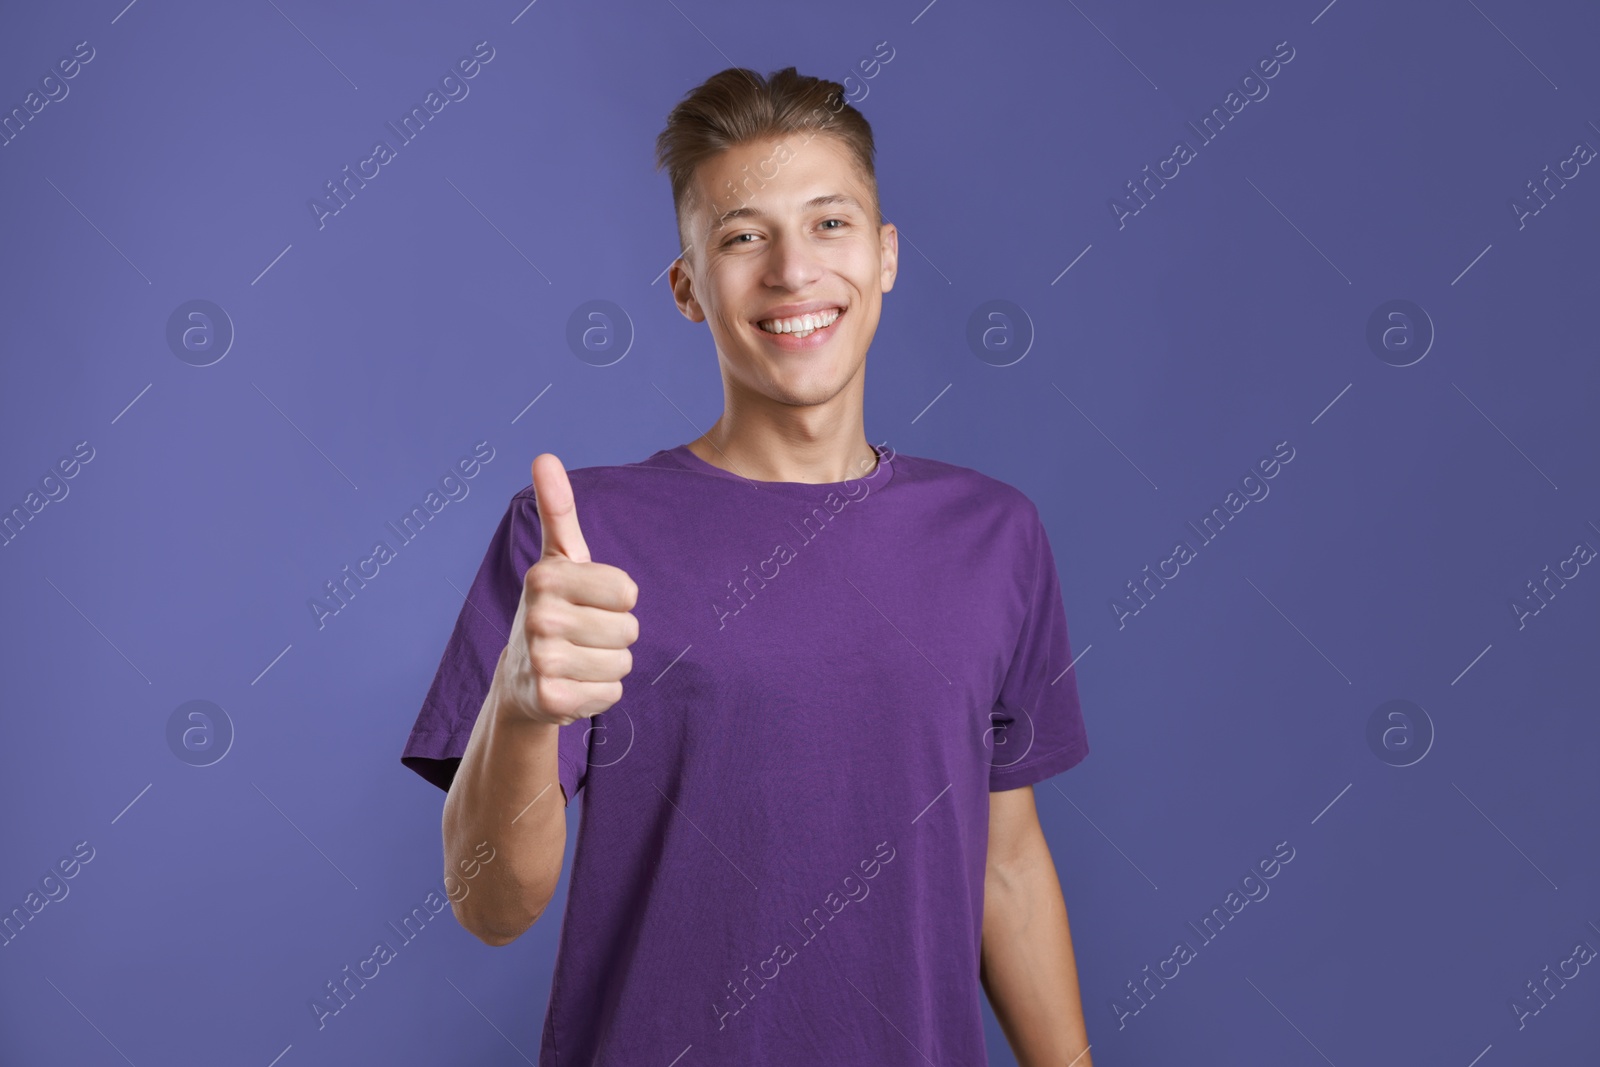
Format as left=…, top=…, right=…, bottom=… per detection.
left=820, top=218, right=848, bottom=230
left=724, top=232, right=757, bottom=246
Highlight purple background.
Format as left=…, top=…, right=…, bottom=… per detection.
left=3, top=0, right=1597, bottom=1063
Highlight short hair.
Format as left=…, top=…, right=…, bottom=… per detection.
left=654, top=66, right=881, bottom=256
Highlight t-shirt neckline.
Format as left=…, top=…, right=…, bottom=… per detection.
left=662, top=440, right=895, bottom=498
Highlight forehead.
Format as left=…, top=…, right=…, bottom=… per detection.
left=689, top=133, right=870, bottom=229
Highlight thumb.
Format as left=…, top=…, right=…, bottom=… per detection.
left=531, top=453, right=591, bottom=564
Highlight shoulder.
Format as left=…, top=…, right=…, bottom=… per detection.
left=890, top=449, right=1042, bottom=528
left=504, top=448, right=693, bottom=512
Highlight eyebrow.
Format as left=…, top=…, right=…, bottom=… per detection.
left=711, top=193, right=865, bottom=231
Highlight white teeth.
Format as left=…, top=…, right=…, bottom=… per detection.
left=759, top=308, right=841, bottom=334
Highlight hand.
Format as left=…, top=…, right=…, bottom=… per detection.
left=499, top=453, right=639, bottom=727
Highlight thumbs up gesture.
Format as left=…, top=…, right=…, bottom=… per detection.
left=500, top=453, right=639, bottom=727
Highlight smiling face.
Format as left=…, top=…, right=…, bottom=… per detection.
left=668, top=132, right=897, bottom=411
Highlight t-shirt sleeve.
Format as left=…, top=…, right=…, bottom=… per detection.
left=988, top=503, right=1090, bottom=791
left=399, top=488, right=590, bottom=804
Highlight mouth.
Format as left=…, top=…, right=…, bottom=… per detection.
left=755, top=306, right=846, bottom=348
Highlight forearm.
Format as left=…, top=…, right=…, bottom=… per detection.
left=441, top=645, right=568, bottom=945
left=979, top=838, right=1093, bottom=1067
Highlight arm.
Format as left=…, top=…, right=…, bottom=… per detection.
left=980, top=783, right=1094, bottom=1067
left=441, top=643, right=569, bottom=946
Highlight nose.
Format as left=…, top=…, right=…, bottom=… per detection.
left=762, top=226, right=824, bottom=292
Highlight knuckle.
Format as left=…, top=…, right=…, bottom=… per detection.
left=525, top=606, right=561, bottom=638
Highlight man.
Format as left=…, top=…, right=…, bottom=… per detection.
left=401, top=65, right=1094, bottom=1065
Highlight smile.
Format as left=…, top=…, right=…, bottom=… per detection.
left=755, top=307, right=844, bottom=340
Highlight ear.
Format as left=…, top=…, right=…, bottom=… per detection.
left=669, top=255, right=705, bottom=323
left=878, top=220, right=898, bottom=294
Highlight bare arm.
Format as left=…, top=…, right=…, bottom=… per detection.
left=441, top=644, right=569, bottom=946
left=439, top=452, right=637, bottom=947
left=980, top=784, right=1094, bottom=1067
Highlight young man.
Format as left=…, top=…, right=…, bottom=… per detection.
left=402, top=66, right=1094, bottom=1065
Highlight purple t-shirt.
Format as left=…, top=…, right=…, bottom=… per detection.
left=402, top=440, right=1089, bottom=1065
